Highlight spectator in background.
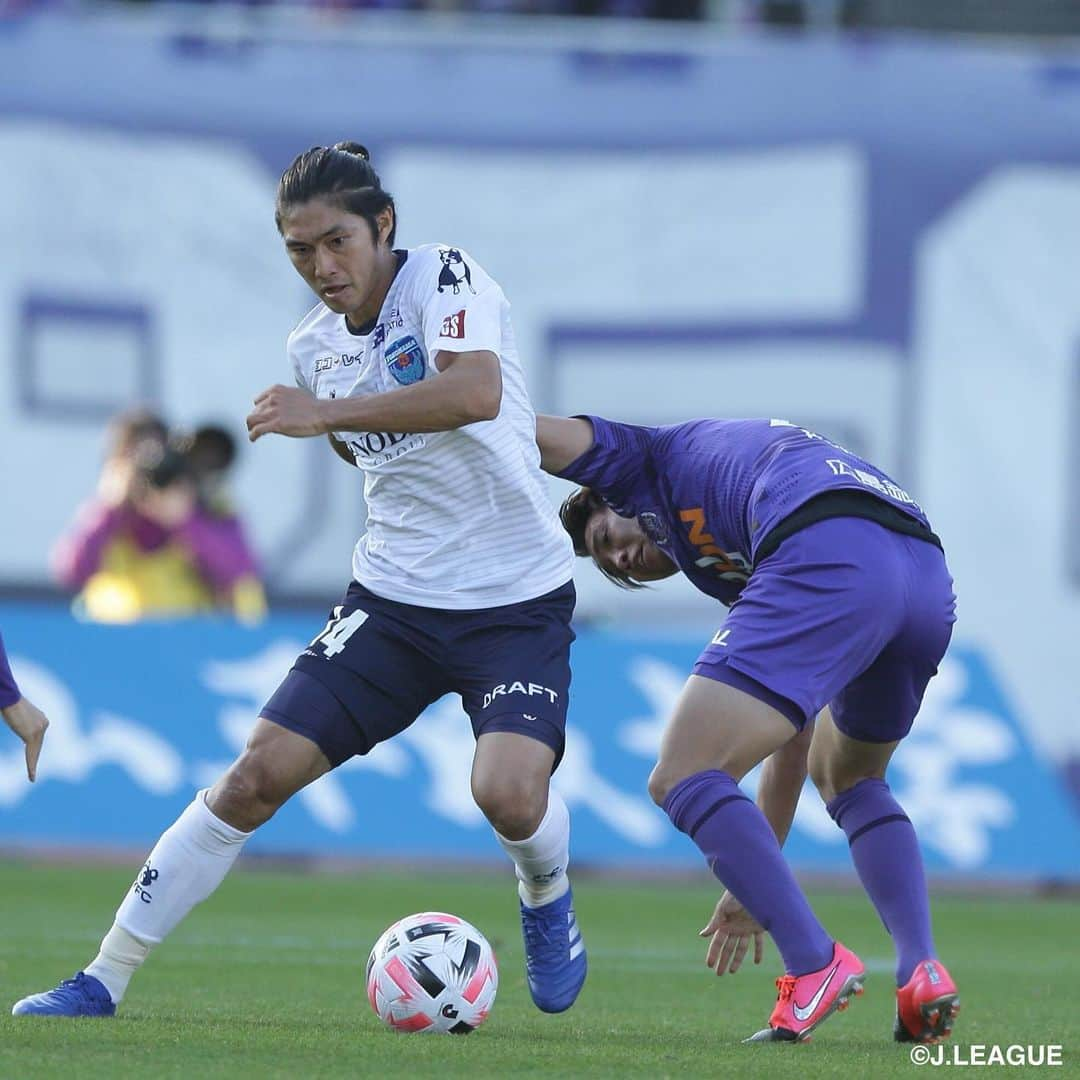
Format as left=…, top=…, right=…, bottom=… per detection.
left=186, top=423, right=268, bottom=623
left=52, top=409, right=266, bottom=624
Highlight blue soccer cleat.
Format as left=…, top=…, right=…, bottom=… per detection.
left=520, top=887, right=587, bottom=1013
left=11, top=972, right=116, bottom=1017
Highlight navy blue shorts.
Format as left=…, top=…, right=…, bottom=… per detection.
left=261, top=580, right=576, bottom=768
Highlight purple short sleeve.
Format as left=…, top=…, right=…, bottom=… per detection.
left=0, top=631, right=21, bottom=708
left=557, top=415, right=654, bottom=505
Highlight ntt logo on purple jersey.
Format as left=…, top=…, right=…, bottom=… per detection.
left=482, top=681, right=559, bottom=710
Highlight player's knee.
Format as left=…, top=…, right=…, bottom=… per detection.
left=648, top=762, right=681, bottom=808
left=811, top=757, right=884, bottom=805
left=810, top=758, right=857, bottom=804
left=208, top=753, right=292, bottom=831
left=472, top=774, right=545, bottom=840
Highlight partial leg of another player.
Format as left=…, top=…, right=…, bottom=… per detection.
left=12, top=718, right=332, bottom=1017
left=810, top=708, right=960, bottom=1044
left=648, top=674, right=865, bottom=1042
left=472, top=730, right=585, bottom=1013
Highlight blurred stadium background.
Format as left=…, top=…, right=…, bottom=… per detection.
left=2, top=0, right=1080, bottom=891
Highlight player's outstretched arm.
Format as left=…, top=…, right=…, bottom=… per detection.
left=247, top=350, right=501, bottom=441
left=534, top=415, right=595, bottom=475
left=1, top=697, right=49, bottom=782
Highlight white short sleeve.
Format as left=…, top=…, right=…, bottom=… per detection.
left=292, top=363, right=309, bottom=390
left=416, top=246, right=505, bottom=359
left=288, top=336, right=310, bottom=391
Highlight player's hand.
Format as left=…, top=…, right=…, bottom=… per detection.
left=700, top=890, right=764, bottom=976
left=1, top=696, right=49, bottom=782
left=246, top=386, right=327, bottom=442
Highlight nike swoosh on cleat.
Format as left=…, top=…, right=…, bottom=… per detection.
left=791, top=963, right=840, bottom=1022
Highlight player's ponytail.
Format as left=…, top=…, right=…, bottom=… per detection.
left=275, top=141, right=397, bottom=245
left=331, top=141, right=370, bottom=161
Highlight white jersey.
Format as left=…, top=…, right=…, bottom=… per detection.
left=288, top=243, right=574, bottom=610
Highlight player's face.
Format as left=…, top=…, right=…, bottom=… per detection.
left=584, top=507, right=677, bottom=583
left=280, top=198, right=396, bottom=324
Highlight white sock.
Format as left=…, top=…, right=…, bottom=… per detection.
left=84, top=925, right=149, bottom=1004
left=495, top=789, right=571, bottom=908
left=84, top=790, right=252, bottom=1002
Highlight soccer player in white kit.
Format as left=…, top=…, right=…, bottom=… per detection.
left=13, top=142, right=587, bottom=1019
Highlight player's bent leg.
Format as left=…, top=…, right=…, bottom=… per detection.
left=806, top=704, right=895, bottom=806
left=472, top=731, right=585, bottom=1014
left=648, top=674, right=797, bottom=795
left=206, top=716, right=334, bottom=831
left=12, top=718, right=332, bottom=1017
left=651, top=675, right=843, bottom=989
left=809, top=710, right=958, bottom=1042
left=471, top=730, right=551, bottom=841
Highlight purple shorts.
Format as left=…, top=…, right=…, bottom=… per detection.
left=693, top=517, right=956, bottom=743
left=262, top=580, right=575, bottom=768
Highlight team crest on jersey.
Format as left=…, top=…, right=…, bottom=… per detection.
left=385, top=335, right=426, bottom=385
left=437, top=248, right=477, bottom=295
left=638, top=512, right=669, bottom=546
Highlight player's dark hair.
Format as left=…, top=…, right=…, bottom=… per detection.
left=558, top=488, right=644, bottom=590
left=275, top=141, right=397, bottom=246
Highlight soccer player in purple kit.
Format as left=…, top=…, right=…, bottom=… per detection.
left=0, top=630, right=49, bottom=782
left=13, top=142, right=586, bottom=1020
left=536, top=413, right=960, bottom=1045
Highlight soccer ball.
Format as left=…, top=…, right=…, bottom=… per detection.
left=366, top=911, right=498, bottom=1034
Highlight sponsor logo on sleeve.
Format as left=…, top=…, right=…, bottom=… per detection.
left=437, top=248, right=477, bottom=295
left=385, top=335, right=427, bottom=386
left=440, top=310, right=466, bottom=339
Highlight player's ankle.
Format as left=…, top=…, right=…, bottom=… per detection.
left=84, top=923, right=152, bottom=1004
left=518, top=875, right=569, bottom=909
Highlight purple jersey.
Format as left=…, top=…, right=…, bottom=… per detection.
left=0, top=630, right=21, bottom=708
left=559, top=416, right=933, bottom=605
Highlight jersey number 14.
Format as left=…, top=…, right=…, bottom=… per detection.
left=311, top=606, right=370, bottom=657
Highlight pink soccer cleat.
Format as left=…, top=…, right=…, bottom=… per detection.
left=894, top=959, right=960, bottom=1044
left=744, top=942, right=865, bottom=1043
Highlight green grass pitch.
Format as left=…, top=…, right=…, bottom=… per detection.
left=0, top=860, right=1076, bottom=1078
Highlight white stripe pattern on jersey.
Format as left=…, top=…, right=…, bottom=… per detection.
left=288, top=243, right=573, bottom=610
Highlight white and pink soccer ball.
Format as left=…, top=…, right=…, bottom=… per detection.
left=366, top=911, right=498, bottom=1034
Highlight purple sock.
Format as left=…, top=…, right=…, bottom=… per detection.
left=826, top=777, right=935, bottom=985
left=663, top=769, right=834, bottom=976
